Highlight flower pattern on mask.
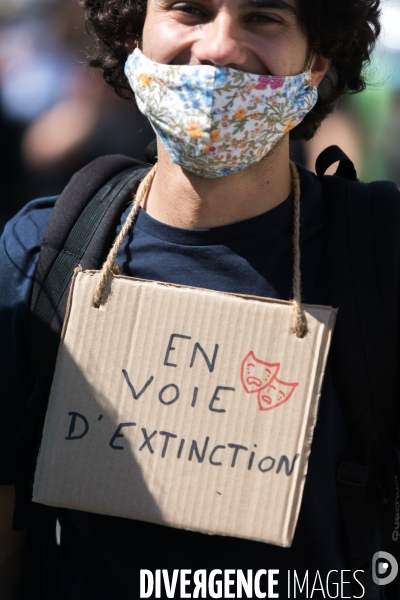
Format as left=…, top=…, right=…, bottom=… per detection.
left=125, top=49, right=318, bottom=178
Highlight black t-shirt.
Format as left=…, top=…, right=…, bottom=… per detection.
left=0, top=165, right=381, bottom=598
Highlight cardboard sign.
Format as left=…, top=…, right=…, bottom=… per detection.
left=33, top=270, right=336, bottom=547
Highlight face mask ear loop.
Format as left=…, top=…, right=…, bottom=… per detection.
left=290, top=160, right=308, bottom=338
left=92, top=163, right=158, bottom=308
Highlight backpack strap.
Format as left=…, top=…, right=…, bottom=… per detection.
left=316, top=144, right=358, bottom=181
left=29, top=154, right=149, bottom=390
left=321, top=146, right=400, bottom=595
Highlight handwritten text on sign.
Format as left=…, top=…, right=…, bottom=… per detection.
left=65, top=332, right=300, bottom=477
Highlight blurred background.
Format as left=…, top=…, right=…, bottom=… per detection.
left=0, top=0, right=399, bottom=232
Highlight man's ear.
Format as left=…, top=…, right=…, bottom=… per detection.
left=309, top=53, right=331, bottom=88
left=124, top=38, right=140, bottom=53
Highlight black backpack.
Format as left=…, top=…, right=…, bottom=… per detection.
left=11, top=144, right=400, bottom=598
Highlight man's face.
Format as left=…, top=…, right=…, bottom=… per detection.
left=142, top=0, right=311, bottom=79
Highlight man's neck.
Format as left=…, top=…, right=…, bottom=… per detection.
left=142, top=137, right=292, bottom=229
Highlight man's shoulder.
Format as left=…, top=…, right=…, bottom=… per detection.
left=1, top=197, right=57, bottom=265
left=299, top=164, right=400, bottom=226
left=0, top=197, right=57, bottom=306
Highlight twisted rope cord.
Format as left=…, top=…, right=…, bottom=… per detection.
left=290, top=160, right=308, bottom=338
left=92, top=163, right=158, bottom=308
left=93, top=160, right=307, bottom=338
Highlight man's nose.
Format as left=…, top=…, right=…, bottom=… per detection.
left=192, top=13, right=248, bottom=68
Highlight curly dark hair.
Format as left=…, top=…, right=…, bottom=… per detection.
left=81, top=0, right=381, bottom=140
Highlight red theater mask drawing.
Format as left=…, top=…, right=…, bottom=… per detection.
left=240, top=351, right=280, bottom=394
left=257, top=379, right=298, bottom=411
left=240, top=351, right=298, bottom=411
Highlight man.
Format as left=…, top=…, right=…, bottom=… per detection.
left=0, top=0, right=391, bottom=598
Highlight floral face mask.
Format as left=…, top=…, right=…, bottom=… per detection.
left=125, top=49, right=318, bottom=178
